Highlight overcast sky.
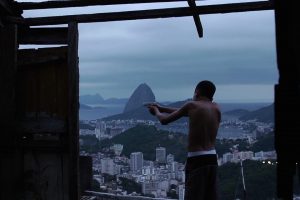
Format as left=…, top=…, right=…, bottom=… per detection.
left=21, top=0, right=278, bottom=103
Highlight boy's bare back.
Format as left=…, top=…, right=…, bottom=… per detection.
left=186, top=100, right=221, bottom=152
left=148, top=80, right=220, bottom=200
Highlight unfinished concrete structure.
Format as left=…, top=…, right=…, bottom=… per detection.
left=0, top=0, right=299, bottom=199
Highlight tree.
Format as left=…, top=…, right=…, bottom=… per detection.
left=118, top=177, right=142, bottom=194
left=218, top=160, right=276, bottom=200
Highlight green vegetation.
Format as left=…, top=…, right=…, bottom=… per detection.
left=110, top=125, right=187, bottom=163
left=92, top=176, right=142, bottom=195
left=239, top=103, right=274, bottom=123
left=251, top=132, right=274, bottom=152
left=80, top=125, right=187, bottom=162
left=219, top=160, right=276, bottom=200
left=80, top=125, right=275, bottom=163
left=79, top=121, right=95, bottom=130
left=91, top=179, right=106, bottom=192
left=167, top=184, right=179, bottom=199
left=216, top=138, right=250, bottom=155
left=80, top=134, right=101, bottom=152
left=167, top=190, right=178, bottom=199
left=216, top=132, right=275, bottom=155
left=119, top=177, right=142, bottom=194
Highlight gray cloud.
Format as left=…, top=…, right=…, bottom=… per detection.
left=21, top=2, right=277, bottom=102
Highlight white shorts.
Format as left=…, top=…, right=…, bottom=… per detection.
left=187, top=149, right=216, bottom=158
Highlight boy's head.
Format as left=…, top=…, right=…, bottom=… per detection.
left=194, top=80, right=216, bottom=101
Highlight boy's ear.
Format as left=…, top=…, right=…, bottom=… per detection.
left=194, top=89, right=200, bottom=97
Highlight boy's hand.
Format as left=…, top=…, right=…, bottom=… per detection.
left=143, top=102, right=157, bottom=107
left=147, top=105, right=157, bottom=116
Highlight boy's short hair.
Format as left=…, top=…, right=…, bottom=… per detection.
left=195, top=80, right=216, bottom=101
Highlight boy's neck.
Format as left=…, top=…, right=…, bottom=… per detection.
left=196, top=96, right=211, bottom=102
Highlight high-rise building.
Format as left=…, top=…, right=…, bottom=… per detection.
left=178, top=185, right=185, bottom=200
left=177, top=170, right=185, bottom=182
left=167, top=154, right=174, bottom=164
left=171, top=161, right=178, bottom=173
left=156, top=147, right=166, bottom=164
left=223, top=152, right=234, bottom=163
left=142, top=180, right=158, bottom=195
left=255, top=151, right=264, bottom=160
left=240, top=151, right=254, bottom=160
left=112, top=144, right=123, bottom=156
left=95, top=120, right=106, bottom=139
left=110, top=128, right=123, bottom=137
left=130, top=152, right=143, bottom=173
left=101, top=158, right=115, bottom=175
left=79, top=129, right=95, bottom=136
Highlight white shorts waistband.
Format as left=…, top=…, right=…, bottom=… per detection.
left=187, top=149, right=216, bottom=157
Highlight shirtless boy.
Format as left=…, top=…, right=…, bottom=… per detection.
left=147, top=80, right=221, bottom=200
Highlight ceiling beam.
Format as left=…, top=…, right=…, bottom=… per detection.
left=187, top=0, right=203, bottom=37
left=18, top=27, right=68, bottom=45
left=0, top=0, right=14, bottom=15
left=16, top=0, right=203, bottom=10
left=6, top=1, right=274, bottom=26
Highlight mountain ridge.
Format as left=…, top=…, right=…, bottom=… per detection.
left=123, top=83, right=156, bottom=113
left=79, top=84, right=273, bottom=122
left=239, top=103, right=274, bottom=123
left=102, top=100, right=273, bottom=123
left=80, top=94, right=128, bottom=105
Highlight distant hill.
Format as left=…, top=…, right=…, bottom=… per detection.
left=101, top=100, right=189, bottom=122
left=123, top=83, right=155, bottom=113
left=79, top=94, right=128, bottom=120
left=222, top=109, right=250, bottom=121
left=218, top=103, right=270, bottom=112
left=102, top=83, right=157, bottom=121
left=166, top=100, right=188, bottom=108
left=104, top=98, right=128, bottom=104
left=167, top=101, right=271, bottom=113
left=80, top=125, right=275, bottom=162
left=223, top=109, right=250, bottom=117
left=79, top=125, right=187, bottom=161
left=80, top=103, right=93, bottom=110
left=106, top=125, right=187, bottom=163
left=80, top=94, right=128, bottom=106
left=101, top=100, right=270, bottom=122
left=79, top=121, right=95, bottom=130
left=80, top=94, right=104, bottom=105
left=102, top=106, right=157, bottom=121
left=239, top=103, right=274, bottom=123
left=79, top=83, right=272, bottom=121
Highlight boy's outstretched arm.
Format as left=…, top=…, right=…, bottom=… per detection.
left=148, top=103, right=189, bottom=125
left=145, top=102, right=178, bottom=114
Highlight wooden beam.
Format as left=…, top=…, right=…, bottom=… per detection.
left=16, top=0, right=201, bottom=10
left=18, top=117, right=66, bottom=133
left=0, top=24, right=21, bottom=200
left=274, top=1, right=300, bottom=198
left=0, top=0, right=14, bottom=15
left=0, top=18, right=4, bottom=27
left=67, top=22, right=80, bottom=200
left=18, top=55, right=66, bottom=66
left=6, top=1, right=274, bottom=26
left=18, top=47, right=67, bottom=66
left=18, top=27, right=68, bottom=45
left=187, top=0, right=203, bottom=38
left=0, top=24, right=17, bottom=133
